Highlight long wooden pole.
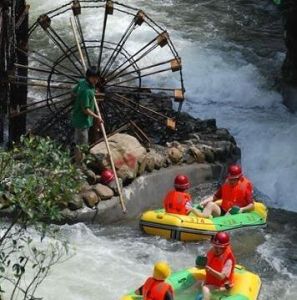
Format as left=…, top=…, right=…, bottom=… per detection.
left=70, top=17, right=127, bottom=213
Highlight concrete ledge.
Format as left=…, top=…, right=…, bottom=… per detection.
left=61, top=163, right=223, bottom=224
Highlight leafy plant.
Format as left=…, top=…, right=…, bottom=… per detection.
left=0, top=136, right=83, bottom=299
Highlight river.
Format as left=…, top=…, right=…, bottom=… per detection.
left=21, top=0, right=297, bottom=299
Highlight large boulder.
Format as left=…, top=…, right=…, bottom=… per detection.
left=90, top=134, right=146, bottom=182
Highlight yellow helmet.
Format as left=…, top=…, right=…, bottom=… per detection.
left=153, top=261, right=171, bottom=280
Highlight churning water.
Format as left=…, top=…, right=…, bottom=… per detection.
left=10, top=0, right=297, bottom=299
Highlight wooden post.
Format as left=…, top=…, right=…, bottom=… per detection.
left=0, top=2, right=7, bottom=144
left=70, top=17, right=127, bottom=213
left=8, top=0, right=29, bottom=143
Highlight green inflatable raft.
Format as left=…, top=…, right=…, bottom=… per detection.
left=122, top=265, right=261, bottom=300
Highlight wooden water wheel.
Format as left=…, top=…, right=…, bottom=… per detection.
left=10, top=0, right=185, bottom=145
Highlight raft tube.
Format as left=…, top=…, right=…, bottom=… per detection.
left=122, top=265, right=261, bottom=300
left=140, top=201, right=267, bottom=241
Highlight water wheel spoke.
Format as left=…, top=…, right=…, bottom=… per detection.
left=112, top=94, right=169, bottom=122
left=74, top=15, right=92, bottom=67
left=21, top=91, right=72, bottom=110
left=109, top=96, right=160, bottom=123
left=12, top=74, right=76, bottom=85
left=46, top=26, right=85, bottom=75
left=14, top=63, right=79, bottom=84
left=11, top=97, right=72, bottom=118
left=98, top=0, right=113, bottom=72
left=17, top=48, right=80, bottom=81
left=106, top=64, right=179, bottom=87
left=101, top=9, right=145, bottom=76
left=107, top=59, right=174, bottom=81
left=34, top=103, right=73, bottom=134
left=36, top=14, right=84, bottom=75
left=105, top=34, right=160, bottom=80
left=106, top=84, right=176, bottom=92
left=108, top=90, right=172, bottom=101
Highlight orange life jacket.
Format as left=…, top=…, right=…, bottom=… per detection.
left=205, top=246, right=235, bottom=287
left=221, top=177, right=253, bottom=212
left=163, top=190, right=191, bottom=215
left=142, top=277, right=173, bottom=300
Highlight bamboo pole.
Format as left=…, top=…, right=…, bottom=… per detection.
left=70, top=17, right=127, bottom=213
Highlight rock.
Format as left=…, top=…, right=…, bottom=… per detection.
left=216, top=128, right=230, bottom=138
left=79, top=182, right=91, bottom=193
left=165, top=157, right=172, bottom=167
left=213, top=148, right=227, bottom=162
left=95, top=175, right=102, bottom=183
left=117, top=165, right=136, bottom=181
left=154, top=152, right=165, bottom=170
left=145, top=151, right=157, bottom=172
left=184, top=140, right=194, bottom=146
left=58, top=200, right=69, bottom=210
left=68, top=195, right=84, bottom=211
left=82, top=191, right=99, bottom=208
left=167, top=147, right=183, bottom=164
left=183, top=151, right=196, bottom=164
left=107, top=178, right=123, bottom=196
left=189, top=147, right=205, bottom=163
left=84, top=169, right=97, bottom=185
left=188, top=133, right=200, bottom=142
left=94, top=183, right=114, bottom=200
left=203, top=148, right=215, bottom=163
left=138, top=156, right=147, bottom=176
left=90, top=134, right=146, bottom=181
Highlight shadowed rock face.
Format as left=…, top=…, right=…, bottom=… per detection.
left=281, top=1, right=297, bottom=111
left=282, top=1, right=297, bottom=84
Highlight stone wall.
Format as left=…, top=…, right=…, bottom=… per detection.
left=61, top=163, right=223, bottom=224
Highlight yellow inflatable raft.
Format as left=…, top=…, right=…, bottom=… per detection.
left=140, top=201, right=268, bottom=241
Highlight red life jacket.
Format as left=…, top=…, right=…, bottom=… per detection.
left=221, top=177, right=253, bottom=212
left=142, top=277, right=173, bottom=300
left=205, top=246, right=235, bottom=287
left=163, top=190, right=191, bottom=215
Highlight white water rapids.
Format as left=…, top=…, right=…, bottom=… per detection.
left=7, top=0, right=297, bottom=299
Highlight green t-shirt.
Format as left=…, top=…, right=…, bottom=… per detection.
left=71, top=79, right=96, bottom=129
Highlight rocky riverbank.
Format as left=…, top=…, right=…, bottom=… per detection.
left=0, top=108, right=240, bottom=224
left=59, top=108, right=240, bottom=223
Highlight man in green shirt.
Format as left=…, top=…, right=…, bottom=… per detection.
left=72, top=66, right=102, bottom=146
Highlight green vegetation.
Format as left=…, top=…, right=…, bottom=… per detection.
left=0, top=136, right=84, bottom=299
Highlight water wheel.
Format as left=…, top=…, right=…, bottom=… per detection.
left=11, top=0, right=185, bottom=145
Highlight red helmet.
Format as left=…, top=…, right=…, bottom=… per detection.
left=174, top=175, right=190, bottom=190
left=100, top=169, right=115, bottom=184
left=211, top=232, right=230, bottom=248
left=228, top=164, right=242, bottom=179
